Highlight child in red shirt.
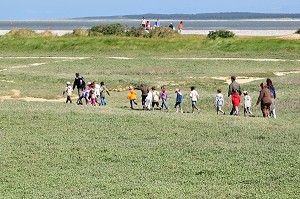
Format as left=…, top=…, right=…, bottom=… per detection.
left=231, top=89, right=240, bottom=116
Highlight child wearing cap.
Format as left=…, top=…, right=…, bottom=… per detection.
left=63, top=81, right=73, bottom=103
left=243, top=91, right=253, bottom=116
left=174, top=88, right=183, bottom=113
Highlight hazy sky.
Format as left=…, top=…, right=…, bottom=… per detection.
left=1, top=0, right=299, bottom=20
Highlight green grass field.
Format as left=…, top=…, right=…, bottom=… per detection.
left=0, top=34, right=299, bottom=198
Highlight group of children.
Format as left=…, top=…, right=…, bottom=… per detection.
left=63, top=81, right=110, bottom=106
left=127, top=84, right=254, bottom=116
left=64, top=80, right=254, bottom=116
left=127, top=85, right=201, bottom=113
left=216, top=88, right=253, bottom=116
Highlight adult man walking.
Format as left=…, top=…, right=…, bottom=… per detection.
left=73, top=72, right=86, bottom=105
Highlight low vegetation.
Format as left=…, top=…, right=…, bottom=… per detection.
left=0, top=33, right=299, bottom=198
left=208, top=30, right=235, bottom=39
left=295, top=28, right=300, bottom=34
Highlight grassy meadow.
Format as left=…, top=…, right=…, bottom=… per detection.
left=0, top=34, right=299, bottom=198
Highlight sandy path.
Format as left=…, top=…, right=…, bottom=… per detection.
left=160, top=57, right=300, bottom=62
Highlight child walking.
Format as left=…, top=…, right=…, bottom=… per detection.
left=231, top=88, right=241, bottom=116
left=243, top=91, right=253, bottom=116
left=160, top=86, right=169, bottom=111
left=151, top=86, right=160, bottom=110
left=100, top=81, right=110, bottom=106
left=215, top=88, right=225, bottom=115
left=145, top=90, right=153, bottom=110
left=189, top=86, right=199, bottom=113
left=174, top=88, right=183, bottom=113
left=127, top=86, right=138, bottom=109
left=63, top=81, right=73, bottom=103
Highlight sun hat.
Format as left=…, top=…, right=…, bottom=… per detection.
left=175, top=88, right=179, bottom=92
left=66, top=81, right=70, bottom=85
left=243, top=91, right=248, bottom=95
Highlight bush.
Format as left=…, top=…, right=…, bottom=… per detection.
left=144, top=27, right=179, bottom=38
left=89, top=23, right=125, bottom=36
left=6, top=29, right=39, bottom=37
left=208, top=30, right=235, bottom=39
left=39, top=31, right=56, bottom=37
left=71, top=29, right=89, bottom=36
left=295, top=28, right=300, bottom=34
left=125, top=26, right=146, bottom=37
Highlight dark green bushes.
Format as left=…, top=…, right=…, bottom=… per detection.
left=208, top=30, right=235, bottom=39
left=89, top=23, right=124, bottom=36
left=295, top=28, right=300, bottom=34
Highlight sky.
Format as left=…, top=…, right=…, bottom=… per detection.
left=1, top=0, right=300, bottom=20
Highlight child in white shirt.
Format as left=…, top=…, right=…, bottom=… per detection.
left=63, top=81, right=73, bottom=103
left=215, top=89, right=225, bottom=115
left=243, top=91, right=253, bottom=116
left=189, top=86, right=199, bottom=113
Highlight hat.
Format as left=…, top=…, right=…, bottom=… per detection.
left=243, top=91, right=248, bottom=95
left=66, top=81, right=70, bottom=85
left=175, top=88, right=179, bottom=93
left=129, top=86, right=134, bottom=90
left=87, top=82, right=91, bottom=85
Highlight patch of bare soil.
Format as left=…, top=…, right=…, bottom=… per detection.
left=278, top=34, right=300, bottom=40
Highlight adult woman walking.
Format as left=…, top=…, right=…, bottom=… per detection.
left=256, top=83, right=272, bottom=118
left=266, top=78, right=276, bottom=118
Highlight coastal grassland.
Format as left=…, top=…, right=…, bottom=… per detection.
left=0, top=34, right=300, bottom=59
left=0, top=36, right=299, bottom=198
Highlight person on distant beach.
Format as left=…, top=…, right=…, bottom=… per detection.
left=63, top=81, right=73, bottom=103
left=243, top=91, right=253, bottom=116
left=215, top=88, right=225, bottom=115
left=178, top=21, right=183, bottom=33
left=146, top=21, right=151, bottom=30
left=151, top=86, right=160, bottom=110
left=73, top=72, right=86, bottom=105
left=266, top=78, right=276, bottom=118
left=256, top=82, right=272, bottom=118
left=140, top=17, right=146, bottom=29
left=190, top=86, right=200, bottom=113
left=231, top=88, right=240, bottom=116
left=99, top=81, right=110, bottom=106
left=136, top=84, right=149, bottom=110
left=160, top=86, right=169, bottom=111
left=174, top=88, right=183, bottom=113
left=155, top=18, right=161, bottom=27
left=228, top=76, right=242, bottom=115
left=127, top=86, right=138, bottom=109
left=169, top=23, right=174, bottom=30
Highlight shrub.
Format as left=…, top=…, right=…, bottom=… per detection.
left=208, top=30, right=235, bottom=39
left=295, top=28, right=300, bottom=34
left=39, top=31, right=56, bottom=37
left=6, top=29, right=39, bottom=37
left=125, top=26, right=146, bottom=37
left=145, top=27, right=178, bottom=38
left=71, top=29, right=89, bottom=36
left=89, top=23, right=125, bottom=36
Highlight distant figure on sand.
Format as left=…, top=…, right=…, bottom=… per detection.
left=155, top=18, right=161, bottom=27
left=141, top=17, right=146, bottom=29
left=169, top=23, right=174, bottom=30
left=178, top=21, right=183, bottom=33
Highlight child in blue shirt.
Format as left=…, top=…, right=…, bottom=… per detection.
left=174, top=88, right=183, bottom=113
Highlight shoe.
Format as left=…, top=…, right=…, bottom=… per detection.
left=224, top=112, right=226, bottom=115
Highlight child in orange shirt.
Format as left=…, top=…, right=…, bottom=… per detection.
left=127, top=86, right=138, bottom=109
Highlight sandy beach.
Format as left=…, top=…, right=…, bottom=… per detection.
left=0, top=29, right=298, bottom=37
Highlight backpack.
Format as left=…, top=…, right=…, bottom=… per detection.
left=78, top=76, right=86, bottom=88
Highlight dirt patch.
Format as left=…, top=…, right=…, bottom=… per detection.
left=278, top=34, right=300, bottom=40
left=274, top=70, right=300, bottom=76
left=210, top=76, right=264, bottom=84
left=161, top=57, right=300, bottom=62
left=108, top=57, right=133, bottom=60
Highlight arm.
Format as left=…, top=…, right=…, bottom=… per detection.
left=256, top=90, right=263, bottom=106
